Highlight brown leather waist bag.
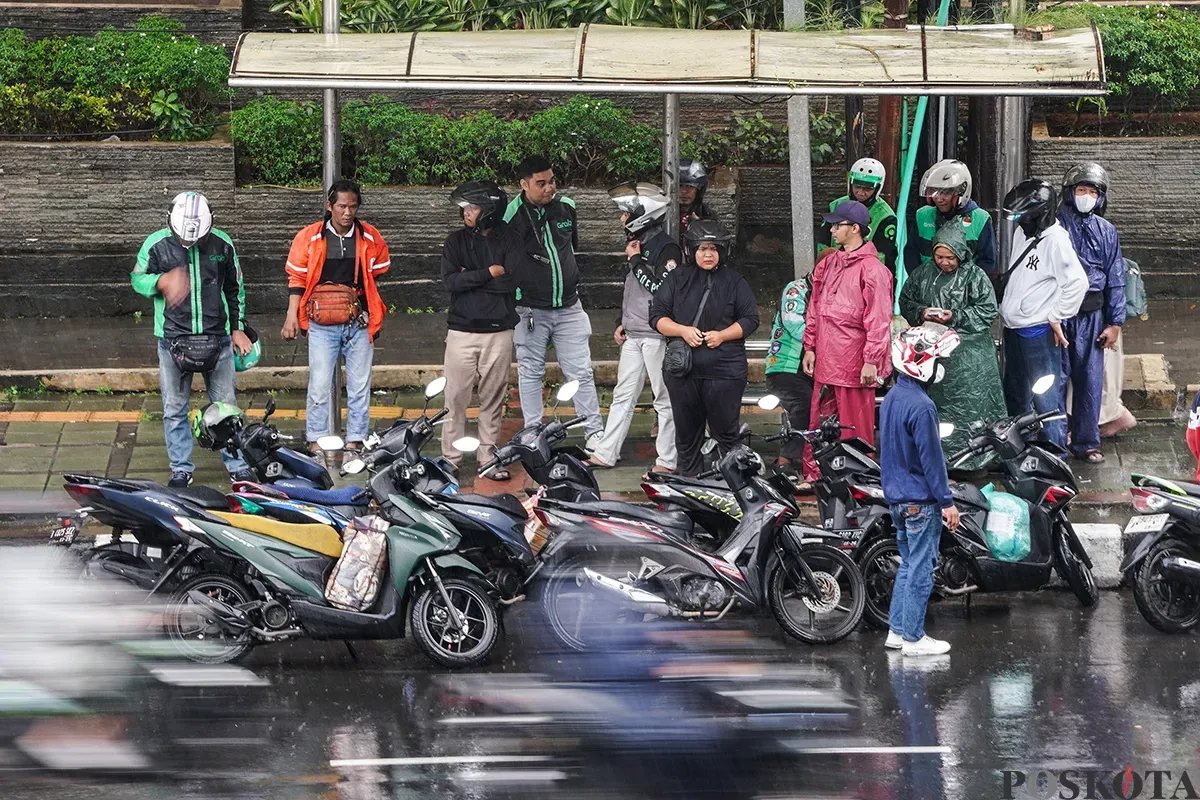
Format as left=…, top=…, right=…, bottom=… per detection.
left=306, top=284, right=360, bottom=326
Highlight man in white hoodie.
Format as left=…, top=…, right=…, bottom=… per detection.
left=997, top=179, right=1088, bottom=447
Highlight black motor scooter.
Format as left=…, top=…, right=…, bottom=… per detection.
left=853, top=377, right=1098, bottom=627
left=1120, top=476, right=1200, bottom=633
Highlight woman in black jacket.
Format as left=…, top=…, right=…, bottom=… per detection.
left=650, top=219, right=759, bottom=476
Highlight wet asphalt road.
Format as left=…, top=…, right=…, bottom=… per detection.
left=4, top=579, right=1199, bottom=800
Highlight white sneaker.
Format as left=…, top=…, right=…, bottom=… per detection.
left=902, top=636, right=951, bottom=657
left=885, top=631, right=904, bottom=650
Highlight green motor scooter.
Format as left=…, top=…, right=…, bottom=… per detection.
left=162, top=490, right=501, bottom=669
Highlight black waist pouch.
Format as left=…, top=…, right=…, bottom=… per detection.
left=167, top=334, right=224, bottom=374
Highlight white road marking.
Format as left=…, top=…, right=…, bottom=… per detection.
left=331, top=755, right=553, bottom=768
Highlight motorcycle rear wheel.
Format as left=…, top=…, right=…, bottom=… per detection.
left=858, top=538, right=901, bottom=629
left=409, top=576, right=500, bottom=669
left=1132, top=539, right=1200, bottom=633
left=163, top=574, right=254, bottom=664
left=1052, top=522, right=1098, bottom=608
left=768, top=544, right=865, bottom=644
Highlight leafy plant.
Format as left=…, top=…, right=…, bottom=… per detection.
left=150, top=90, right=202, bottom=141
left=133, top=310, right=143, bottom=324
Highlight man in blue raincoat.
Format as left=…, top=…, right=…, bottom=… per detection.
left=1056, top=162, right=1126, bottom=463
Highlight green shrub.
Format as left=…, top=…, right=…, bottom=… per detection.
left=0, top=17, right=230, bottom=139
left=228, top=96, right=323, bottom=185
left=681, top=108, right=844, bottom=167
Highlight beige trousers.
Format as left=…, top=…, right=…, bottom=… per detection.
left=441, top=329, right=514, bottom=465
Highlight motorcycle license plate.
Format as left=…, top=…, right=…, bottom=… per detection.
left=48, top=525, right=79, bottom=545
left=1124, top=514, right=1169, bottom=534
left=837, top=529, right=864, bottom=546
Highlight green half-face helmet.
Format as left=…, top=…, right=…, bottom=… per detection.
left=191, top=401, right=245, bottom=450
left=234, top=324, right=262, bottom=372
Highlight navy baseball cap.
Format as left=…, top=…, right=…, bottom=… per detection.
left=822, top=200, right=872, bottom=232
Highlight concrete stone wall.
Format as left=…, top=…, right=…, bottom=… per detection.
left=1030, top=135, right=1200, bottom=297
left=0, top=3, right=243, bottom=48
left=0, top=139, right=739, bottom=317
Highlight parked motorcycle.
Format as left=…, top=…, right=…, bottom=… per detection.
left=159, top=494, right=502, bottom=668
left=532, top=441, right=866, bottom=651
left=198, top=398, right=342, bottom=490
left=1120, top=475, right=1200, bottom=632
left=854, top=375, right=1098, bottom=627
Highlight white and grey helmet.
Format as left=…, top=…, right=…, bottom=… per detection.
left=848, top=157, right=886, bottom=200
left=168, top=191, right=213, bottom=247
left=919, top=159, right=973, bottom=210
left=609, top=181, right=669, bottom=236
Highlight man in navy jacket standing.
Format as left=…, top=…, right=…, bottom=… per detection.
left=880, top=324, right=962, bottom=657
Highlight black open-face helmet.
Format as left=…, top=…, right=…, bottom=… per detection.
left=450, top=180, right=508, bottom=230
left=683, top=218, right=733, bottom=267
left=1003, top=179, right=1057, bottom=238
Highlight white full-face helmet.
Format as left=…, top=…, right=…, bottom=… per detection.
left=168, top=191, right=213, bottom=248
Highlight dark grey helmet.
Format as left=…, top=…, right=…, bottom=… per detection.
left=1061, top=162, right=1109, bottom=196
left=679, top=159, right=708, bottom=188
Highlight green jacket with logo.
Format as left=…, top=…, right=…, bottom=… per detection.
left=131, top=228, right=246, bottom=339
left=817, top=195, right=898, bottom=269
left=502, top=193, right=579, bottom=309
left=914, top=200, right=997, bottom=278
left=765, top=279, right=809, bottom=376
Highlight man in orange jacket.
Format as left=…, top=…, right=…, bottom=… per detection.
left=281, top=180, right=391, bottom=466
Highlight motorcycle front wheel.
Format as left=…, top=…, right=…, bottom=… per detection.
left=1132, top=539, right=1200, bottom=633
left=539, top=550, right=645, bottom=652
left=409, top=576, right=500, bottom=669
left=1053, top=520, right=1098, bottom=608
left=768, top=544, right=865, bottom=644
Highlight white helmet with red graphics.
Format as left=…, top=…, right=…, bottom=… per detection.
left=891, top=323, right=961, bottom=385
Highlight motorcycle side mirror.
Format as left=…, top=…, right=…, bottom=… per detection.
left=317, top=435, right=345, bottom=451
left=425, top=376, right=448, bottom=400
left=938, top=422, right=955, bottom=439
left=264, top=396, right=276, bottom=420
left=555, top=380, right=580, bottom=405
left=452, top=436, right=481, bottom=453
left=1031, top=375, right=1055, bottom=396
left=342, top=459, right=366, bottom=475
left=757, top=395, right=781, bottom=411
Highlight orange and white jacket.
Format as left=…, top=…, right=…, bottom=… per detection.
left=286, top=219, right=391, bottom=340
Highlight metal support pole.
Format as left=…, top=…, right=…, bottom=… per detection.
left=663, top=93, right=681, bottom=241
left=784, top=0, right=814, bottom=279
left=998, top=96, right=1030, bottom=270
left=875, top=0, right=909, bottom=208
left=323, top=0, right=343, bottom=438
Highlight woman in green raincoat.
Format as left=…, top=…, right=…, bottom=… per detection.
left=899, top=223, right=1006, bottom=468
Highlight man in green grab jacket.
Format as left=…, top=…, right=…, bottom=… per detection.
left=765, top=277, right=813, bottom=485
left=131, top=191, right=254, bottom=488
left=817, top=157, right=898, bottom=274
left=912, top=159, right=997, bottom=279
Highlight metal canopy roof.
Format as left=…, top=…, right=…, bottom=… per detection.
left=229, top=24, right=1106, bottom=97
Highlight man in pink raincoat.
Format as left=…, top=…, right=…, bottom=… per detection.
left=800, top=200, right=894, bottom=484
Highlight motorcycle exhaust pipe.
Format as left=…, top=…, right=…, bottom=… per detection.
left=582, top=568, right=673, bottom=617
left=187, top=589, right=251, bottom=632
left=1159, top=555, right=1200, bottom=586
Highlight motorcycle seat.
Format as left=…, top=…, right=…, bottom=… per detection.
left=274, top=484, right=369, bottom=505
left=210, top=511, right=344, bottom=559
left=572, top=500, right=693, bottom=533
left=1132, top=474, right=1200, bottom=498
left=164, top=485, right=229, bottom=510
left=439, top=492, right=527, bottom=519
left=651, top=473, right=727, bottom=490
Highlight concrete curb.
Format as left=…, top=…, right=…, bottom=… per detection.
left=1072, top=523, right=1124, bottom=589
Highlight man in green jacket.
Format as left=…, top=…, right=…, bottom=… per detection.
left=131, top=191, right=254, bottom=487
left=765, top=277, right=813, bottom=486
left=817, top=157, right=898, bottom=273
left=912, top=159, right=997, bottom=278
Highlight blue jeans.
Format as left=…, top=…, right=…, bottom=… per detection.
left=1002, top=327, right=1066, bottom=447
left=512, top=301, right=603, bottom=437
left=888, top=503, right=942, bottom=642
left=306, top=322, right=374, bottom=444
left=157, top=337, right=248, bottom=476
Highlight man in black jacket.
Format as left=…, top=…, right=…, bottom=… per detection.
left=440, top=181, right=518, bottom=477
left=502, top=154, right=603, bottom=445
left=131, top=191, right=254, bottom=487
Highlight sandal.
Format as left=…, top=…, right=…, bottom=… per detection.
left=641, top=465, right=673, bottom=481
left=489, top=467, right=512, bottom=482
left=584, top=457, right=616, bottom=470
left=1081, top=450, right=1105, bottom=464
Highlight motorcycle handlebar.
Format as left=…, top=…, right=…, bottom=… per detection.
left=429, top=407, right=449, bottom=424
left=696, top=468, right=720, bottom=479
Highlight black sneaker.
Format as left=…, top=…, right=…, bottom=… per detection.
left=168, top=471, right=193, bottom=488
left=230, top=470, right=255, bottom=484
